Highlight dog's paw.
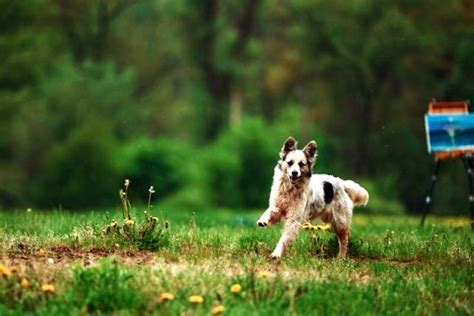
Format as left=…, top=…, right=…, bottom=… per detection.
left=256, top=214, right=270, bottom=227
left=270, top=253, right=281, bottom=260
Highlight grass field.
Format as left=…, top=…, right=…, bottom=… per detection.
left=0, top=207, right=472, bottom=315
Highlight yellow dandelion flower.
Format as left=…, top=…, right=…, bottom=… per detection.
left=125, top=219, right=135, bottom=226
left=301, top=223, right=331, bottom=231
left=189, top=295, right=204, bottom=304
left=38, top=248, right=46, bottom=257
left=301, top=222, right=313, bottom=230
left=257, top=271, right=270, bottom=279
left=230, top=284, right=241, bottom=293
left=21, top=278, right=29, bottom=289
left=0, top=264, right=11, bottom=278
left=317, top=224, right=331, bottom=231
left=41, top=284, right=55, bottom=293
left=211, top=305, right=225, bottom=315
left=159, top=292, right=174, bottom=303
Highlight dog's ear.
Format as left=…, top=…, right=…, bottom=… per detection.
left=280, top=136, right=297, bottom=159
left=303, top=140, right=318, bottom=166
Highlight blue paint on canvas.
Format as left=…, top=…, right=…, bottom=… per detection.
left=425, top=114, right=474, bottom=153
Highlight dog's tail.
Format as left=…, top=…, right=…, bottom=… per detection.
left=343, top=180, right=369, bottom=206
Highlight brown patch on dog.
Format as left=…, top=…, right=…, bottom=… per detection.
left=267, top=208, right=283, bottom=225
left=274, top=175, right=310, bottom=219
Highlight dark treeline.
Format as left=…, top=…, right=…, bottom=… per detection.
left=1, top=0, right=473, bottom=214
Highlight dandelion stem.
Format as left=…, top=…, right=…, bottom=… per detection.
left=127, top=199, right=132, bottom=219
left=147, top=186, right=155, bottom=215
left=119, top=190, right=127, bottom=220
left=147, top=192, right=152, bottom=214
left=122, top=179, right=131, bottom=219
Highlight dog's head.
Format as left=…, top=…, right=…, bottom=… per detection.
left=279, top=136, right=318, bottom=184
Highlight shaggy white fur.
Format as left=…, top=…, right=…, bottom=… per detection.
left=257, top=137, right=369, bottom=259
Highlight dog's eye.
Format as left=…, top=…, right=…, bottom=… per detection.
left=287, top=160, right=293, bottom=166
left=299, top=161, right=306, bottom=167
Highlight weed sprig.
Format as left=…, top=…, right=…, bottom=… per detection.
left=103, top=180, right=170, bottom=250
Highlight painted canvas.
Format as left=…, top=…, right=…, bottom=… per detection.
left=425, top=114, right=474, bottom=153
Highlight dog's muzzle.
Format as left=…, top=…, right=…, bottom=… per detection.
left=289, top=174, right=301, bottom=184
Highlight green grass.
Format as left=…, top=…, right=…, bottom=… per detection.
left=0, top=207, right=472, bottom=315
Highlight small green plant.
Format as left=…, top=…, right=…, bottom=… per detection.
left=102, top=179, right=170, bottom=250
left=66, top=260, right=145, bottom=313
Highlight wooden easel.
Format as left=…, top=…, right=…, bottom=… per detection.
left=421, top=100, right=474, bottom=228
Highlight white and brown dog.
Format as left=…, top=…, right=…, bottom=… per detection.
left=257, top=136, right=369, bottom=258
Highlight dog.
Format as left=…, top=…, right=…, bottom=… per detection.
left=256, top=136, right=369, bottom=258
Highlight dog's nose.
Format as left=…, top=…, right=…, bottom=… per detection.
left=291, top=171, right=298, bottom=177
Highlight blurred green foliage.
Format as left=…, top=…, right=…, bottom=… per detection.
left=117, top=138, right=190, bottom=201
left=0, top=0, right=473, bottom=214
left=33, top=123, right=119, bottom=209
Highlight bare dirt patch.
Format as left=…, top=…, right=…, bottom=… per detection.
left=2, top=244, right=156, bottom=269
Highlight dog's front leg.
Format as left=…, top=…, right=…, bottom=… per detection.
left=258, top=165, right=283, bottom=227
left=257, top=208, right=282, bottom=227
left=270, top=218, right=301, bottom=259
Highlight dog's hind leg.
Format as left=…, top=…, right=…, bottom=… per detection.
left=270, top=218, right=301, bottom=259
left=334, top=226, right=349, bottom=257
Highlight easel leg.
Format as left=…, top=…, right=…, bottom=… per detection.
left=421, top=160, right=441, bottom=226
left=462, top=154, right=474, bottom=229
